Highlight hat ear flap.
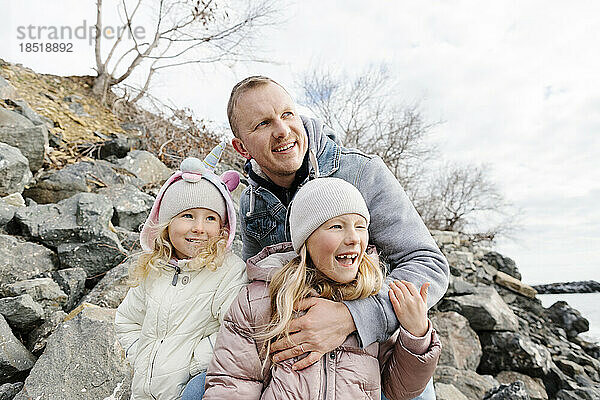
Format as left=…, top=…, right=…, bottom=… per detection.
left=221, top=170, right=240, bottom=192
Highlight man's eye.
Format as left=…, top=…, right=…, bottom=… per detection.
left=255, top=120, right=268, bottom=129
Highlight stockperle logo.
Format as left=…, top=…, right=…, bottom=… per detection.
left=16, top=20, right=146, bottom=53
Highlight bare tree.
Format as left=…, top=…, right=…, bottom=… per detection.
left=93, top=0, right=280, bottom=102
left=414, top=162, right=518, bottom=239
left=299, top=64, right=437, bottom=192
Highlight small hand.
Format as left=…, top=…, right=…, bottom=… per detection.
left=270, top=297, right=355, bottom=370
left=389, top=280, right=429, bottom=337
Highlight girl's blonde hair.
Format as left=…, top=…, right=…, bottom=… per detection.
left=128, top=218, right=229, bottom=286
left=256, top=243, right=383, bottom=357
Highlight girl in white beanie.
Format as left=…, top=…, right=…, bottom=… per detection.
left=115, top=142, right=248, bottom=400
left=204, top=177, right=441, bottom=400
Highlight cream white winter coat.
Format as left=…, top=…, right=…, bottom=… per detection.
left=115, top=251, right=248, bottom=399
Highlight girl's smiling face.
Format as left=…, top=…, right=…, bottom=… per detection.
left=305, top=213, right=368, bottom=284
left=168, top=208, right=222, bottom=259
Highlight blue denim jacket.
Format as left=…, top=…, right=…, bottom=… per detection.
left=239, top=116, right=449, bottom=347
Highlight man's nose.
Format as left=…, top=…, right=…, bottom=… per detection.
left=271, top=119, right=290, bottom=139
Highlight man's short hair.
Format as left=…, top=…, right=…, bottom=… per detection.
left=227, top=76, right=287, bottom=138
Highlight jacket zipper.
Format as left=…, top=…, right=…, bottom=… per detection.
left=148, top=339, right=163, bottom=399
left=171, top=265, right=181, bottom=286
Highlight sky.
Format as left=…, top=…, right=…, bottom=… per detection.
left=2, top=0, right=599, bottom=285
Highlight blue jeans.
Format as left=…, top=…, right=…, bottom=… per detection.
left=181, top=371, right=206, bottom=400
left=382, top=377, right=435, bottom=400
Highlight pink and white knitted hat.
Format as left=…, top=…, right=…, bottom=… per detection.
left=139, top=140, right=240, bottom=251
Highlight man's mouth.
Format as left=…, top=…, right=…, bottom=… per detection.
left=335, top=253, right=359, bottom=267
left=272, top=141, right=296, bottom=153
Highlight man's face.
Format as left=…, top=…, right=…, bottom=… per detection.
left=231, top=82, right=308, bottom=188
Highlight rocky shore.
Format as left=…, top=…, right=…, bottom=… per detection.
left=533, top=281, right=600, bottom=294
left=1, top=62, right=599, bottom=400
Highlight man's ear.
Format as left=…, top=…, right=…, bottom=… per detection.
left=232, top=137, right=252, bottom=160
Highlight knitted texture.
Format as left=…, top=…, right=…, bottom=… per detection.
left=158, top=178, right=226, bottom=224
left=289, top=177, right=370, bottom=252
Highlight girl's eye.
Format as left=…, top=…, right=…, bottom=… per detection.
left=329, top=224, right=342, bottom=229
left=356, top=225, right=367, bottom=230
left=282, top=111, right=293, bottom=118
left=206, top=215, right=217, bottom=221
left=181, top=213, right=193, bottom=219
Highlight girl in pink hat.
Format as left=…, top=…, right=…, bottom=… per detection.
left=115, top=142, right=248, bottom=400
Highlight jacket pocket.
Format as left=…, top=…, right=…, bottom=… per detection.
left=244, top=211, right=276, bottom=241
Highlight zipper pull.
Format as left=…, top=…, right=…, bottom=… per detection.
left=171, top=266, right=181, bottom=286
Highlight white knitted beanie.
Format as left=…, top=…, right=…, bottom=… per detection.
left=289, top=177, right=370, bottom=252
left=158, top=178, right=226, bottom=224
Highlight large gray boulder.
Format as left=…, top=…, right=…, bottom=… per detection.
left=0, top=108, right=32, bottom=129
left=0, top=143, right=32, bottom=196
left=434, top=382, right=469, bottom=400
left=0, top=201, right=15, bottom=229
left=14, top=304, right=131, bottom=400
left=23, top=159, right=142, bottom=204
left=545, top=301, right=590, bottom=339
left=431, top=311, right=481, bottom=370
left=0, top=314, right=36, bottom=383
left=26, top=310, right=66, bottom=356
left=80, top=258, right=132, bottom=309
left=4, top=99, right=48, bottom=128
left=434, top=365, right=499, bottom=400
left=0, top=382, right=24, bottom=400
left=0, top=76, right=18, bottom=99
left=0, top=278, right=67, bottom=314
left=0, top=294, right=44, bottom=330
left=439, top=285, right=519, bottom=332
left=483, top=251, right=521, bottom=280
left=0, top=126, right=47, bottom=172
left=0, top=235, right=57, bottom=285
left=15, top=193, right=126, bottom=278
left=478, top=331, right=554, bottom=378
left=97, top=184, right=154, bottom=232
left=113, top=150, right=171, bottom=185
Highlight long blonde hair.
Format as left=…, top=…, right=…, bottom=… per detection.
left=256, top=244, right=383, bottom=357
left=128, top=219, right=229, bottom=286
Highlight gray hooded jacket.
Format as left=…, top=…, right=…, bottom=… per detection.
left=238, top=115, right=449, bottom=347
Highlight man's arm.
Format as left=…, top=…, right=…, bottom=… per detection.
left=344, top=156, right=449, bottom=347
left=239, top=188, right=265, bottom=262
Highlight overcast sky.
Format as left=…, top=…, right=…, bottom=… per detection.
left=3, top=0, right=599, bottom=284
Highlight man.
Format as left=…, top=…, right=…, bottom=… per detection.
left=228, top=76, right=448, bottom=398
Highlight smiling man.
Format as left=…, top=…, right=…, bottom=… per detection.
left=227, top=76, right=448, bottom=399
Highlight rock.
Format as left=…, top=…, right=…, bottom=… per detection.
left=495, top=271, right=537, bottom=298
left=496, top=371, right=548, bottom=400
left=0, top=235, right=57, bottom=285
left=446, top=275, right=478, bottom=296
left=0, top=295, right=44, bottom=330
left=114, top=150, right=171, bottom=185
left=431, top=312, right=482, bottom=370
left=478, top=331, right=554, bottom=378
left=3, top=99, right=47, bottom=127
left=555, top=358, right=590, bottom=380
left=23, top=159, right=142, bottom=204
left=0, top=76, right=18, bottom=99
left=52, top=268, right=86, bottom=311
left=483, top=251, right=521, bottom=280
left=114, top=227, right=141, bottom=254
left=97, top=184, right=154, bottom=232
left=431, top=230, right=461, bottom=247
left=446, top=250, right=475, bottom=275
left=80, top=258, right=132, bottom=309
left=0, top=143, right=32, bottom=196
left=0, top=382, right=24, bottom=400
left=14, top=193, right=126, bottom=279
left=545, top=301, right=589, bottom=339
left=533, top=280, right=600, bottom=294
left=439, top=286, right=519, bottom=332
left=483, top=381, right=531, bottom=400
left=1, top=193, right=25, bottom=207
left=97, top=132, right=141, bottom=160
left=434, top=382, right=469, bottom=400
left=0, top=315, right=36, bottom=383
left=0, top=126, right=47, bottom=172
left=26, top=310, right=66, bottom=356
left=0, top=278, right=67, bottom=314
left=0, top=202, right=15, bottom=229
left=0, top=108, right=33, bottom=129
left=556, top=386, right=600, bottom=399
left=434, top=365, right=499, bottom=400
left=14, top=304, right=131, bottom=400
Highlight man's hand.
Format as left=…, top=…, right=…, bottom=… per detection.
left=270, top=297, right=356, bottom=370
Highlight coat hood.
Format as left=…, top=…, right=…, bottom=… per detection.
left=245, top=242, right=297, bottom=283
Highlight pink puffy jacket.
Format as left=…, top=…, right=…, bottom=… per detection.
left=204, top=243, right=441, bottom=400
